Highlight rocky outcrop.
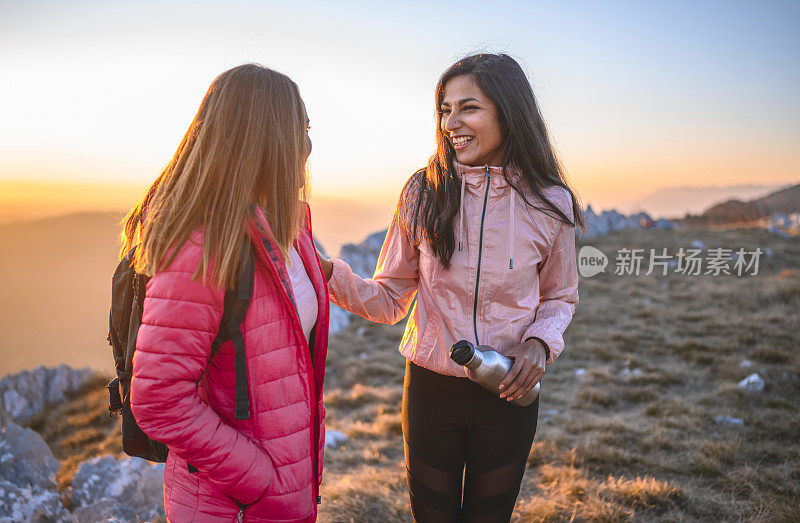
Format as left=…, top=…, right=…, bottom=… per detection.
left=71, top=455, right=166, bottom=522
left=767, top=212, right=800, bottom=236
left=580, top=206, right=675, bottom=239
left=0, top=422, right=71, bottom=522
left=328, top=230, right=388, bottom=335
left=0, top=364, right=96, bottom=425
left=0, top=365, right=168, bottom=522
left=339, top=230, right=387, bottom=278
left=0, top=422, right=167, bottom=522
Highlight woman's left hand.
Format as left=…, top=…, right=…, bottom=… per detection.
left=498, top=339, right=547, bottom=401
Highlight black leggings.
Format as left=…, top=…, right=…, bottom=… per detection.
left=402, top=360, right=540, bottom=523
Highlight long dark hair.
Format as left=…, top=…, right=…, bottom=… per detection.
left=399, top=53, right=585, bottom=269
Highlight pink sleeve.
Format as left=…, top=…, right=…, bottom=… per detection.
left=130, top=244, right=275, bottom=506
left=327, top=198, right=420, bottom=325
left=521, top=210, right=580, bottom=366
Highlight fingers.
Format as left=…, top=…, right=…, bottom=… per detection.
left=501, top=357, right=536, bottom=399
left=501, top=364, right=531, bottom=399
left=532, top=367, right=545, bottom=386
left=502, top=364, right=544, bottom=401
left=498, top=358, right=523, bottom=394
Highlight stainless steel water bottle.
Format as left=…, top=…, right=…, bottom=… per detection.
left=449, top=340, right=540, bottom=407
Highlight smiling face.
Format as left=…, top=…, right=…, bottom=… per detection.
left=440, top=74, right=505, bottom=167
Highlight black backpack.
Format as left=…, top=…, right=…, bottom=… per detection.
left=106, top=238, right=255, bottom=463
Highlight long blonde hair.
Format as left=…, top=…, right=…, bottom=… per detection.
left=120, top=63, right=308, bottom=289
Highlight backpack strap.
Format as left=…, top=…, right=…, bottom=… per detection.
left=198, top=238, right=255, bottom=419
left=186, top=242, right=254, bottom=474
left=230, top=242, right=254, bottom=419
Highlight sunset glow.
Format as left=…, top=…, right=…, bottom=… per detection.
left=1, top=1, right=798, bottom=224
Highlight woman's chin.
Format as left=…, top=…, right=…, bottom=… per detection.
left=455, top=152, right=478, bottom=166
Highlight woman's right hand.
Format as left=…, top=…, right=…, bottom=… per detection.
left=317, top=250, right=333, bottom=281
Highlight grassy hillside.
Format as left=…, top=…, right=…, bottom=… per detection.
left=31, top=226, right=800, bottom=520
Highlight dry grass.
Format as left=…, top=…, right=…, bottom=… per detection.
left=31, top=226, right=800, bottom=520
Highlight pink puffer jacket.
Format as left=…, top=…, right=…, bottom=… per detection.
left=328, top=161, right=579, bottom=377
left=131, top=203, right=328, bottom=522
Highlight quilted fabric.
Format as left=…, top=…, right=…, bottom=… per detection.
left=131, top=203, right=329, bottom=522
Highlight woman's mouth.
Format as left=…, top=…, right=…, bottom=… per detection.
left=451, top=136, right=474, bottom=151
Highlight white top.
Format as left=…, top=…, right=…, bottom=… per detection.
left=286, top=245, right=318, bottom=345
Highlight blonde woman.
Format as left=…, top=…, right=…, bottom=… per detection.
left=125, top=64, right=329, bottom=521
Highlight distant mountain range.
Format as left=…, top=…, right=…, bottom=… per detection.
left=622, top=183, right=792, bottom=219
left=679, top=183, right=800, bottom=227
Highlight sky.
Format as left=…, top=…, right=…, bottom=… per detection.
left=1, top=0, right=799, bottom=213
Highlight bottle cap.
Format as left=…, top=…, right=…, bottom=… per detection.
left=450, top=340, right=475, bottom=366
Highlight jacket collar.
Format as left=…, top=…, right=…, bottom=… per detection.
left=452, top=160, right=522, bottom=189
left=452, top=161, right=521, bottom=270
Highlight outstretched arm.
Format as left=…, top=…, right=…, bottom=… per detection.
left=320, top=200, right=420, bottom=325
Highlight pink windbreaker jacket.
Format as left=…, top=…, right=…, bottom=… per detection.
left=131, top=204, right=329, bottom=522
left=327, top=161, right=579, bottom=377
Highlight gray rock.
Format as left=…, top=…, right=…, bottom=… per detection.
left=325, top=430, right=348, bottom=449
left=328, top=304, right=352, bottom=335
left=738, top=373, right=765, bottom=392
left=328, top=229, right=388, bottom=335
left=0, top=425, right=69, bottom=522
left=72, top=455, right=165, bottom=521
left=71, top=497, right=140, bottom=523
left=581, top=205, right=671, bottom=239
left=312, top=234, right=327, bottom=258
left=767, top=212, right=800, bottom=233
left=714, top=415, right=745, bottom=427
left=0, top=364, right=96, bottom=425
left=0, top=479, right=71, bottom=522
left=619, top=367, right=644, bottom=379
left=339, top=230, right=387, bottom=278
left=767, top=226, right=790, bottom=238
left=0, top=423, right=60, bottom=490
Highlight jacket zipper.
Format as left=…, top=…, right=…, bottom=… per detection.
left=248, top=224, right=322, bottom=517
left=473, top=166, right=491, bottom=345
left=288, top=243, right=323, bottom=514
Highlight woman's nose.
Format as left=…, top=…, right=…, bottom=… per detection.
left=443, top=113, right=461, bottom=133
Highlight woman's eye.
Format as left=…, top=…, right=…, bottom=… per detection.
left=439, top=108, right=451, bottom=114
left=464, top=105, right=478, bottom=111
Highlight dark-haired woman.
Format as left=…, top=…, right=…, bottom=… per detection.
left=318, top=53, right=582, bottom=522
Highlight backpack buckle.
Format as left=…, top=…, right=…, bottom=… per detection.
left=234, top=398, right=250, bottom=420
left=106, top=377, right=123, bottom=416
